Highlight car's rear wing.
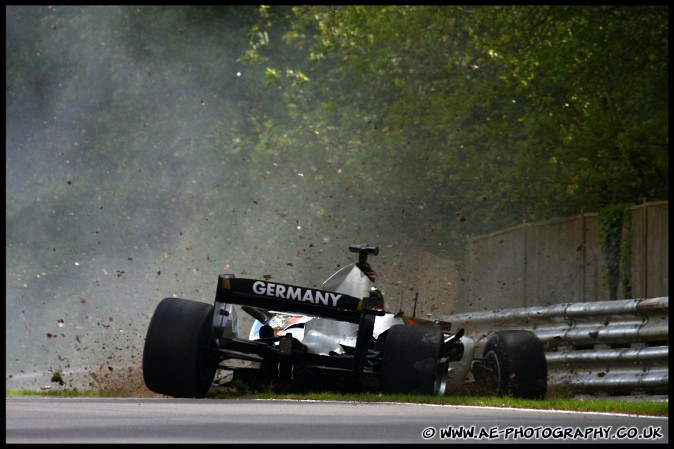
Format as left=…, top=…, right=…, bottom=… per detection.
left=214, top=274, right=384, bottom=323
left=212, top=274, right=385, bottom=372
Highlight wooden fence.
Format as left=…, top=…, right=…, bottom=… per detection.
left=459, top=201, right=668, bottom=313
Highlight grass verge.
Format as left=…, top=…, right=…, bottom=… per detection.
left=6, top=388, right=668, bottom=417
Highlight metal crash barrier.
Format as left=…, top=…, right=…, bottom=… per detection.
left=441, top=297, right=669, bottom=398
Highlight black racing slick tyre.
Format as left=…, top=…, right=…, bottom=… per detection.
left=380, top=324, right=447, bottom=396
left=142, top=297, right=217, bottom=398
left=477, top=330, right=547, bottom=399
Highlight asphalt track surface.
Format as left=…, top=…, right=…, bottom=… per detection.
left=6, top=397, right=668, bottom=444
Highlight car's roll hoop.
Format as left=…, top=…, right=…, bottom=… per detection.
left=349, top=243, right=378, bottom=270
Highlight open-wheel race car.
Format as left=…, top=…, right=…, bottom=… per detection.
left=142, top=244, right=548, bottom=399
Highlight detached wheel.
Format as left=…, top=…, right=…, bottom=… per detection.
left=475, top=330, right=547, bottom=399
left=143, top=298, right=217, bottom=398
left=380, top=324, right=447, bottom=395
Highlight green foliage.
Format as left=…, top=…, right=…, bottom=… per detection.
left=598, top=204, right=632, bottom=300
left=620, top=209, right=632, bottom=299
left=232, top=6, right=666, bottom=253
left=6, top=5, right=668, bottom=277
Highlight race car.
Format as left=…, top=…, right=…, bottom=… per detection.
left=142, top=244, right=548, bottom=399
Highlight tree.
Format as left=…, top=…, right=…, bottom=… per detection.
left=241, top=5, right=668, bottom=245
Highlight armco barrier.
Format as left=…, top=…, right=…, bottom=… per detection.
left=441, top=297, right=669, bottom=398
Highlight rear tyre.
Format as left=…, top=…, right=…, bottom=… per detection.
left=476, top=330, right=547, bottom=399
left=380, top=324, right=447, bottom=395
left=143, top=298, right=217, bottom=398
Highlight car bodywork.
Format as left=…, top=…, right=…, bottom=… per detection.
left=143, top=244, right=547, bottom=399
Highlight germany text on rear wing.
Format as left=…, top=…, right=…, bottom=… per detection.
left=214, top=274, right=385, bottom=323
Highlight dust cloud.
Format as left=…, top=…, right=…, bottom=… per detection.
left=6, top=6, right=461, bottom=393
